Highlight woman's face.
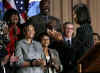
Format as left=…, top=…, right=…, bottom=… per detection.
left=25, top=25, right=35, bottom=39
left=10, top=14, right=19, bottom=24
left=41, top=35, right=50, bottom=47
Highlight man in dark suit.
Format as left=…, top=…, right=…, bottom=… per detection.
left=63, top=22, right=74, bottom=48
left=28, top=0, right=61, bottom=39
left=62, top=22, right=76, bottom=73
left=49, top=22, right=76, bottom=73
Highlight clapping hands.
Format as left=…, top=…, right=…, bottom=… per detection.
left=32, top=59, right=46, bottom=66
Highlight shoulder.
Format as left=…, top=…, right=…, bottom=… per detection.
left=32, top=40, right=41, bottom=45
left=32, top=40, right=42, bottom=49
left=16, top=39, right=26, bottom=49
left=49, top=49, right=58, bottom=54
left=77, top=24, right=93, bottom=33
left=29, top=14, right=41, bottom=20
left=17, top=39, right=25, bottom=45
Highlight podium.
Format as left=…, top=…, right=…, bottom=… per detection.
left=77, top=41, right=100, bottom=73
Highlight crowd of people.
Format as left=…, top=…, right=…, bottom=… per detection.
left=0, top=0, right=99, bottom=73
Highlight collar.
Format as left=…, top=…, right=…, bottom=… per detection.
left=23, top=39, right=35, bottom=44
left=64, top=37, right=71, bottom=41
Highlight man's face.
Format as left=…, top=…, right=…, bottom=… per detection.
left=40, top=0, right=49, bottom=15
left=64, top=24, right=74, bottom=38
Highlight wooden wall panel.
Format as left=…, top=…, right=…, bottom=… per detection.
left=50, top=0, right=100, bottom=34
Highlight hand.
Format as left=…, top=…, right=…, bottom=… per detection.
left=10, top=53, right=19, bottom=63
left=51, top=62, right=60, bottom=72
left=51, top=58, right=60, bottom=72
left=3, top=25, right=9, bottom=35
left=38, top=59, right=46, bottom=66
left=32, top=59, right=46, bottom=66
left=55, top=32, right=63, bottom=40
left=54, top=64, right=60, bottom=72
left=67, top=32, right=73, bottom=38
left=47, top=29, right=63, bottom=40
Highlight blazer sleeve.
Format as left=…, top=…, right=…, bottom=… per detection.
left=50, top=49, right=63, bottom=72
left=15, top=42, right=24, bottom=66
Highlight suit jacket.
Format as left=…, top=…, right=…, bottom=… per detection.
left=48, top=49, right=63, bottom=73
left=49, top=38, right=76, bottom=73
left=63, top=37, right=74, bottom=48
left=73, top=24, right=94, bottom=61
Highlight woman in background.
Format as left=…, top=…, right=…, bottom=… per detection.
left=15, top=23, right=46, bottom=73
left=3, top=8, right=21, bottom=56
left=92, top=32, right=100, bottom=45
left=0, top=48, right=10, bottom=73
left=73, top=3, right=94, bottom=60
left=3, top=8, right=21, bottom=73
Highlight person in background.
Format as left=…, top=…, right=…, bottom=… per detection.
left=3, top=8, right=21, bottom=56
left=46, top=21, right=77, bottom=73
left=15, top=22, right=46, bottom=73
left=28, top=0, right=61, bottom=39
left=0, top=21, right=9, bottom=49
left=63, top=22, right=74, bottom=48
left=39, top=32, right=63, bottom=73
left=92, top=32, right=100, bottom=45
left=61, top=22, right=76, bottom=73
left=46, top=19, right=63, bottom=42
left=0, top=48, right=10, bottom=73
left=3, top=8, right=21, bottom=73
left=73, top=3, right=94, bottom=63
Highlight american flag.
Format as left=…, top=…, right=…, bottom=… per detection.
left=0, top=0, right=4, bottom=20
left=4, top=0, right=27, bottom=24
left=27, top=0, right=41, bottom=17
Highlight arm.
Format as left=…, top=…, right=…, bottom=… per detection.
left=37, top=42, right=46, bottom=66
left=15, top=42, right=31, bottom=67
left=50, top=49, right=63, bottom=72
left=15, top=42, right=45, bottom=67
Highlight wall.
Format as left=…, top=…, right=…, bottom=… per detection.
left=89, top=0, right=100, bottom=34
left=50, top=0, right=100, bottom=34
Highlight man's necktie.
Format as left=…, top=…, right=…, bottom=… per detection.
left=68, top=40, right=71, bottom=48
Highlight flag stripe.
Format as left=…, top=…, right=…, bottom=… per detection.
left=0, top=0, right=4, bottom=20
left=29, top=0, right=41, bottom=3
left=5, top=0, right=17, bottom=9
left=4, top=0, right=26, bottom=24
left=4, top=0, right=12, bottom=9
left=21, top=12, right=27, bottom=21
left=27, top=0, right=40, bottom=17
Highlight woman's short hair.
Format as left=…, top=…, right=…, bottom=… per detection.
left=73, top=3, right=91, bottom=24
left=3, top=8, right=20, bottom=25
left=23, top=21, right=35, bottom=33
left=38, top=32, right=49, bottom=42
